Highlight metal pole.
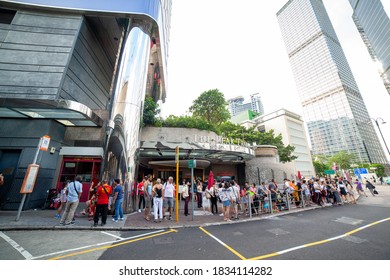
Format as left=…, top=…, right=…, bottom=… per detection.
left=375, top=119, right=390, bottom=155
left=176, top=154, right=179, bottom=222
left=16, top=139, right=41, bottom=221
left=269, top=192, right=273, bottom=214
left=301, top=188, right=305, bottom=208
left=248, top=192, right=252, bottom=218
left=286, top=192, right=291, bottom=211
left=191, top=167, right=194, bottom=221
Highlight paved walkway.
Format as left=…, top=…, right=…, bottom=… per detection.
left=0, top=183, right=388, bottom=231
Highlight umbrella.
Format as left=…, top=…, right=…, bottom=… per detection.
left=207, top=170, right=214, bottom=190
left=297, top=171, right=302, bottom=180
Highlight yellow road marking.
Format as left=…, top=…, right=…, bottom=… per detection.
left=199, top=227, right=246, bottom=260
left=50, top=229, right=177, bottom=260
left=249, top=217, right=390, bottom=260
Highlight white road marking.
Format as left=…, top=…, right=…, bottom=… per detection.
left=101, top=231, right=124, bottom=240
left=0, top=231, right=34, bottom=260
left=31, top=229, right=165, bottom=260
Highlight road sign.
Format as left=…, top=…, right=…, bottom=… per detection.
left=324, top=170, right=335, bottom=175
left=20, top=164, right=40, bottom=194
left=188, top=159, right=196, bottom=169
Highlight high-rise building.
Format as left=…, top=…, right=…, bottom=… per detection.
left=277, top=0, right=388, bottom=166
left=0, top=0, right=172, bottom=210
left=349, top=0, right=390, bottom=95
left=228, top=93, right=264, bottom=117
left=253, top=109, right=316, bottom=179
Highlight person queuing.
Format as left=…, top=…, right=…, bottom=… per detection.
left=93, top=179, right=112, bottom=226
left=209, top=182, right=219, bottom=215
left=152, top=178, right=164, bottom=223
left=181, top=181, right=190, bottom=216
left=60, top=176, right=82, bottom=226
left=112, top=179, right=124, bottom=222
left=163, top=176, right=175, bottom=220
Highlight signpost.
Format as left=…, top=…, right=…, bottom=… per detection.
left=16, top=135, right=50, bottom=221
left=188, top=159, right=196, bottom=221
left=175, top=146, right=179, bottom=222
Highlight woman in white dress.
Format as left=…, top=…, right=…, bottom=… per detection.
left=202, top=184, right=211, bottom=214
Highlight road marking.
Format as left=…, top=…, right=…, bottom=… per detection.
left=48, top=229, right=177, bottom=260
left=249, top=217, right=390, bottom=260
left=101, top=231, right=124, bottom=240
left=32, top=229, right=165, bottom=260
left=199, top=227, right=246, bottom=260
left=0, top=231, right=33, bottom=260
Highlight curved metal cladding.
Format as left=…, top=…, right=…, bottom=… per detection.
left=3, top=0, right=170, bottom=100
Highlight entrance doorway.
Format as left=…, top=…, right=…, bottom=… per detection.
left=0, top=149, right=21, bottom=209
left=57, top=157, right=101, bottom=202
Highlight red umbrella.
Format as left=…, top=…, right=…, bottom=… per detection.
left=297, top=171, right=302, bottom=180
left=207, top=171, right=214, bottom=190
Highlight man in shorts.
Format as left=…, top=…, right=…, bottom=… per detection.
left=163, top=176, right=175, bottom=220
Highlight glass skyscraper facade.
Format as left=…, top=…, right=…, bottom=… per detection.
left=349, top=0, right=390, bottom=95
left=277, top=0, right=387, bottom=165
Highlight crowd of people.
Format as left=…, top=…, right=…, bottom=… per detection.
left=53, top=174, right=380, bottom=225
left=55, top=177, right=124, bottom=226
left=135, top=175, right=380, bottom=222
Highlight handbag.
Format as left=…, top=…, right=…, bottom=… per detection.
left=373, top=190, right=379, bottom=195
left=205, top=191, right=211, bottom=199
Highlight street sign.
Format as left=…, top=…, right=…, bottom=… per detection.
left=324, top=170, right=335, bottom=175
left=188, top=159, right=196, bottom=169
left=39, top=135, right=51, bottom=151
left=20, top=164, right=40, bottom=194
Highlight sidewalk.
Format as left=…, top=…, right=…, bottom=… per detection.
left=0, top=183, right=388, bottom=231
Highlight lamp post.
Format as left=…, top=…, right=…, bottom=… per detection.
left=371, top=117, right=390, bottom=156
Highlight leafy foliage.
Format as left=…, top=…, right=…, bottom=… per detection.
left=161, top=115, right=217, bottom=132
left=328, top=151, right=356, bottom=170
left=189, top=89, right=231, bottom=125
left=142, top=96, right=160, bottom=127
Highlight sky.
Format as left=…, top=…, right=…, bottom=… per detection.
left=161, top=0, right=390, bottom=161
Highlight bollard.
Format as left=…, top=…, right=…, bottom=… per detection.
left=248, top=192, right=252, bottom=218
left=269, top=193, right=273, bottom=214
left=301, top=189, right=305, bottom=208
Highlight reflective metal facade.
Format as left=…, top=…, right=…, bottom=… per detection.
left=349, top=0, right=390, bottom=95
left=277, top=0, right=387, bottom=164
left=0, top=0, right=172, bottom=210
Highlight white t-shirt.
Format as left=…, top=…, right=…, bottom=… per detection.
left=164, top=182, right=175, bottom=198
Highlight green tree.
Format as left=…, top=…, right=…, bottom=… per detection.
left=161, top=115, right=216, bottom=131
left=368, top=163, right=385, bottom=177
left=189, top=89, right=230, bottom=125
left=313, top=161, right=328, bottom=177
left=142, top=96, right=160, bottom=127
left=328, top=151, right=356, bottom=170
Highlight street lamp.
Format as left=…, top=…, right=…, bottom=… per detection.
left=371, top=117, right=390, bottom=156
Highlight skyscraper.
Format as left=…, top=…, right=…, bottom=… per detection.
left=349, top=0, right=390, bottom=95
left=277, top=0, right=388, bottom=165
left=228, top=93, right=264, bottom=117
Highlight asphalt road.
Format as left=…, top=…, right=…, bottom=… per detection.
left=1, top=193, right=389, bottom=260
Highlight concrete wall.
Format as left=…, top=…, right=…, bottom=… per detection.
left=0, top=119, right=66, bottom=210
left=0, top=11, right=82, bottom=100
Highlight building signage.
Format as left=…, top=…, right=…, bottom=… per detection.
left=194, top=134, right=250, bottom=147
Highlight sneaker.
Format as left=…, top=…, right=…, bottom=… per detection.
left=138, top=209, right=141, bottom=212
left=55, top=214, right=61, bottom=218
left=101, top=223, right=105, bottom=226
left=93, top=223, right=98, bottom=227
left=59, top=222, right=64, bottom=226
left=119, top=218, right=124, bottom=221
left=112, top=219, right=118, bottom=222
